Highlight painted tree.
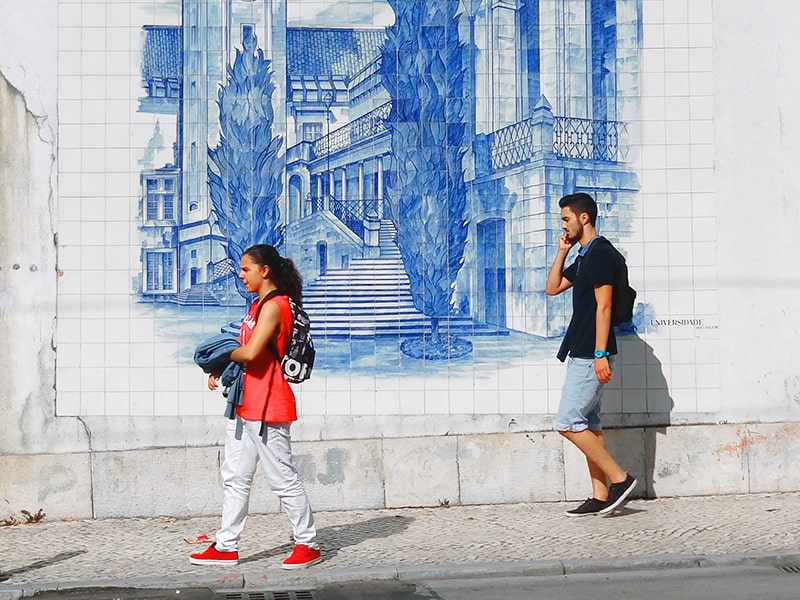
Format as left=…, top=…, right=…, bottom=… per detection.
left=208, top=29, right=284, bottom=298
left=380, top=0, right=469, bottom=351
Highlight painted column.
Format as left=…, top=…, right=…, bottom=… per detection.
left=540, top=0, right=590, bottom=118
left=489, top=0, right=520, bottom=129
left=326, top=170, right=334, bottom=210
left=358, top=161, right=365, bottom=215
left=615, top=0, right=641, bottom=127
left=461, top=0, right=480, bottom=132
left=564, top=0, right=590, bottom=118
left=182, top=0, right=215, bottom=224
left=473, top=1, right=490, bottom=135
left=538, top=0, right=559, bottom=112
left=376, top=156, right=384, bottom=219
left=340, top=167, right=347, bottom=205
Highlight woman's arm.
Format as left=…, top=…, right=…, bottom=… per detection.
left=230, top=301, right=282, bottom=363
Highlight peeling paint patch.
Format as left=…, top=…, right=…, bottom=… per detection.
left=317, top=448, right=347, bottom=485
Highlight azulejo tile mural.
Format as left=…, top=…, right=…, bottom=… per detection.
left=55, top=0, right=718, bottom=420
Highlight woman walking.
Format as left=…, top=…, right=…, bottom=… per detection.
left=190, top=244, right=320, bottom=570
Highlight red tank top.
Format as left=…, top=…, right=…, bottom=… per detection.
left=237, top=294, right=297, bottom=423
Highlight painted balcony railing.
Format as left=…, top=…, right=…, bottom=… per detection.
left=490, top=117, right=544, bottom=169
left=330, top=198, right=367, bottom=237
left=211, top=257, right=235, bottom=281
left=310, top=197, right=385, bottom=238
left=552, top=116, right=627, bottom=162
left=490, top=114, right=628, bottom=169
left=313, top=102, right=391, bottom=160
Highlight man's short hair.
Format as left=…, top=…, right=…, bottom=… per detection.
left=559, top=192, right=598, bottom=226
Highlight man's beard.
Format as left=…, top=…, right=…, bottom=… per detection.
left=565, top=226, right=582, bottom=245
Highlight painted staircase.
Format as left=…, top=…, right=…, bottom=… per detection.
left=303, top=220, right=508, bottom=339
left=174, top=283, right=221, bottom=306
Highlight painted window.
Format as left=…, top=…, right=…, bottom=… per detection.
left=144, top=177, right=177, bottom=221
left=303, top=122, right=323, bottom=141
left=145, top=251, right=175, bottom=292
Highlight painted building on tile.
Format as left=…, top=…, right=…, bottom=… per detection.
left=134, top=0, right=641, bottom=343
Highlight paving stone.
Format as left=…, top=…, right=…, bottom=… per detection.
left=1, top=493, right=799, bottom=591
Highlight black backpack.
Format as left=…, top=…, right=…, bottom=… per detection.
left=257, top=292, right=316, bottom=383
left=585, top=237, right=637, bottom=327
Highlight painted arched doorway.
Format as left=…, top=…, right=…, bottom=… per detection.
left=317, top=241, right=328, bottom=277
left=288, top=173, right=303, bottom=221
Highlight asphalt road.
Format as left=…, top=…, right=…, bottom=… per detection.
left=27, top=565, right=800, bottom=600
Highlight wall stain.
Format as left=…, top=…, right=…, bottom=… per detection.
left=785, top=375, right=800, bottom=406
left=293, top=454, right=317, bottom=484
left=657, top=463, right=680, bottom=478
left=714, top=425, right=800, bottom=457
left=291, top=448, right=348, bottom=485
left=37, top=465, right=76, bottom=503
left=317, top=448, right=347, bottom=485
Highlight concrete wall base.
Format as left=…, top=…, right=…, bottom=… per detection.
left=2, top=422, right=799, bottom=520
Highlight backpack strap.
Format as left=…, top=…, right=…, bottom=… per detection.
left=582, top=236, right=623, bottom=276
left=254, top=289, right=283, bottom=320
left=254, top=290, right=287, bottom=361
left=582, top=235, right=610, bottom=258
left=253, top=289, right=288, bottom=442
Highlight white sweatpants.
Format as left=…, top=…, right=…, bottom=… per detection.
left=214, top=417, right=318, bottom=551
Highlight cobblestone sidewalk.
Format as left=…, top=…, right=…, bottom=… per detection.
left=2, top=493, right=800, bottom=594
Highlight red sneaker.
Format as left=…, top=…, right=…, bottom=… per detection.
left=281, top=544, right=321, bottom=570
left=190, top=544, right=239, bottom=566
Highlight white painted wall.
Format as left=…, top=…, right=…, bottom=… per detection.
left=713, top=0, right=800, bottom=423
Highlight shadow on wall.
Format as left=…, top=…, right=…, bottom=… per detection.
left=610, top=332, right=675, bottom=500
left=640, top=333, right=674, bottom=499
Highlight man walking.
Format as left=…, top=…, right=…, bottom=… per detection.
left=546, top=192, right=637, bottom=516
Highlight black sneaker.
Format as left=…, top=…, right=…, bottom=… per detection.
left=599, top=473, right=637, bottom=515
left=565, top=497, right=606, bottom=517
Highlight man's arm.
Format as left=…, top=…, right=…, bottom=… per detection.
left=546, top=234, right=574, bottom=296
left=593, top=284, right=613, bottom=384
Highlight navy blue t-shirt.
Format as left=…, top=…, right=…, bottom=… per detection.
left=556, top=237, right=619, bottom=361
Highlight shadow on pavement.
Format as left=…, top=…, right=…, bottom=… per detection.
left=601, top=505, right=647, bottom=518
left=240, top=515, right=414, bottom=565
left=0, top=550, right=86, bottom=583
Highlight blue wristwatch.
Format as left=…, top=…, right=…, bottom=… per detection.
left=594, top=350, right=610, bottom=359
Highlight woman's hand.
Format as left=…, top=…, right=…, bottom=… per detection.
left=208, top=374, right=219, bottom=391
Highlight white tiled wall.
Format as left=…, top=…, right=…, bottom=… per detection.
left=54, top=0, right=718, bottom=420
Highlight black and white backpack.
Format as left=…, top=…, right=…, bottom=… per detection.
left=257, top=292, right=315, bottom=383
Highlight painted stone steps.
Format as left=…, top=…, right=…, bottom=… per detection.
left=302, top=228, right=508, bottom=338
left=174, top=283, right=221, bottom=306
